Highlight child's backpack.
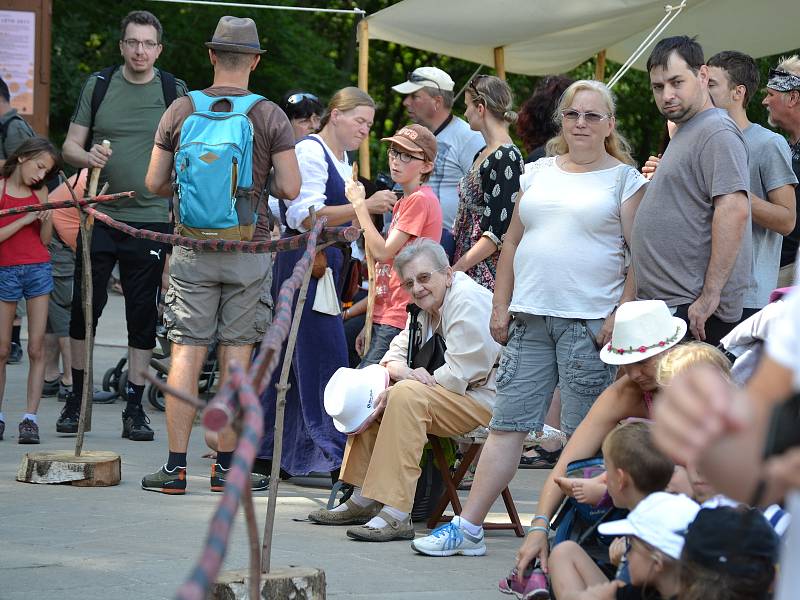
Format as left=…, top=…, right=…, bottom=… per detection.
left=175, top=91, right=264, bottom=241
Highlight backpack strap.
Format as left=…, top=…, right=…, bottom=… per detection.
left=158, top=69, right=178, bottom=108
left=86, top=65, right=118, bottom=151
left=0, top=113, right=29, bottom=157
left=187, top=91, right=265, bottom=115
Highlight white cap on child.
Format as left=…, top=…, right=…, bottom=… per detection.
left=598, top=492, right=700, bottom=560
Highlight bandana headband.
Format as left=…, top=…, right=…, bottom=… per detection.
left=767, top=68, right=800, bottom=92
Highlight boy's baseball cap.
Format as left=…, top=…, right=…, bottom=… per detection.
left=382, top=124, right=437, bottom=162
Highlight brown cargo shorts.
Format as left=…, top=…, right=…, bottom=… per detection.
left=164, top=245, right=271, bottom=346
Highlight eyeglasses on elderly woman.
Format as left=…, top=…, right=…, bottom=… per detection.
left=400, top=266, right=448, bottom=291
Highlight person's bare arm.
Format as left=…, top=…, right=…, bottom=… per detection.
left=490, top=195, right=522, bottom=345
left=751, top=185, right=796, bottom=236
left=35, top=188, right=53, bottom=245
left=62, top=122, right=111, bottom=170
left=452, top=236, right=497, bottom=273
left=145, top=146, right=175, bottom=198
left=269, top=148, right=301, bottom=201
left=688, top=191, right=749, bottom=341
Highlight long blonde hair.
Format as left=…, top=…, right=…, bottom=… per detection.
left=319, top=86, right=375, bottom=130
left=545, top=79, right=635, bottom=166
left=656, top=341, right=731, bottom=387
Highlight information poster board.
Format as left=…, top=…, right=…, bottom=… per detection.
left=0, top=10, right=36, bottom=115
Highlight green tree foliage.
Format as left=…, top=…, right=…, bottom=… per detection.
left=50, top=1, right=798, bottom=174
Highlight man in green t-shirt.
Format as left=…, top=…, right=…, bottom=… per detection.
left=60, top=10, right=187, bottom=441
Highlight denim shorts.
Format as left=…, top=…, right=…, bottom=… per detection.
left=358, top=323, right=402, bottom=367
left=0, top=262, right=54, bottom=302
left=490, top=313, right=616, bottom=436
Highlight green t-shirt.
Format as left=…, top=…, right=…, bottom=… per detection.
left=71, top=68, right=187, bottom=223
left=0, top=108, right=36, bottom=160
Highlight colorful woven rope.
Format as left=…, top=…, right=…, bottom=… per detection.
left=0, top=191, right=134, bottom=217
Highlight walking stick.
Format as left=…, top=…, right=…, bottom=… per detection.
left=353, top=162, right=376, bottom=354
left=75, top=140, right=110, bottom=453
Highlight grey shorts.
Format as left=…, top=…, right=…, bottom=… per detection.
left=164, top=245, right=271, bottom=346
left=46, top=237, right=75, bottom=337
left=490, top=313, right=616, bottom=436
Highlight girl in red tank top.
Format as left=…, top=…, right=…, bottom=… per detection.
left=0, top=137, right=60, bottom=444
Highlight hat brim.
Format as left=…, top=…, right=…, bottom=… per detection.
left=381, top=135, right=429, bottom=160
left=205, top=41, right=265, bottom=55
left=392, top=81, right=424, bottom=94
left=328, top=365, right=390, bottom=434
left=599, top=317, right=687, bottom=366
left=597, top=518, right=636, bottom=537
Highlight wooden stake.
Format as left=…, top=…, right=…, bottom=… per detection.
left=357, top=18, right=371, bottom=180
left=75, top=139, right=110, bottom=454
left=595, top=49, right=607, bottom=81
left=261, top=208, right=320, bottom=573
left=493, top=46, right=506, bottom=80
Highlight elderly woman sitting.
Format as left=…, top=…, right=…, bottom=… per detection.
left=309, top=238, right=501, bottom=541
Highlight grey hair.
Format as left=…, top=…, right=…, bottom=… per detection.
left=393, top=238, right=449, bottom=279
left=423, top=86, right=454, bottom=109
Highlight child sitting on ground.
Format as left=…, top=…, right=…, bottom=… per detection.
left=548, top=422, right=675, bottom=598
left=555, top=492, right=700, bottom=600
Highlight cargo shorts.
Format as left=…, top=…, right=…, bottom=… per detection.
left=164, top=245, right=271, bottom=346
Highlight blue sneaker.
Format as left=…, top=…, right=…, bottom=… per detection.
left=411, top=518, right=486, bottom=556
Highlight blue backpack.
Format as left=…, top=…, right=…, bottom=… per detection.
left=175, top=91, right=264, bottom=240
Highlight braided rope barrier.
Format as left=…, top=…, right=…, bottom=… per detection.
left=0, top=191, right=134, bottom=217
left=174, top=216, right=326, bottom=600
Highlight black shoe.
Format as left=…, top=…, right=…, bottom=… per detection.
left=57, top=382, right=72, bottom=402
left=56, top=404, right=80, bottom=434
left=42, top=376, right=62, bottom=397
left=8, top=342, right=23, bottom=365
left=122, top=404, right=154, bottom=441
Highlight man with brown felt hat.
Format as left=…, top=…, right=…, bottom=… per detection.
left=143, top=15, right=300, bottom=495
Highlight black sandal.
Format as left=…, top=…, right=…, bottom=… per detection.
left=519, top=447, right=562, bottom=469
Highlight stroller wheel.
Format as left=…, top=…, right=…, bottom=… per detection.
left=102, top=357, right=127, bottom=392
left=147, top=375, right=166, bottom=411
left=117, top=369, right=129, bottom=399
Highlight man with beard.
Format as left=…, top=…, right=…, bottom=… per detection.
left=631, top=36, right=751, bottom=347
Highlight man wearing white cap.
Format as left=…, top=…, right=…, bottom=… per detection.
left=393, top=67, right=484, bottom=256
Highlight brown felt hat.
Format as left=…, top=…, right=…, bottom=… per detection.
left=205, top=16, right=265, bottom=55
left=381, top=124, right=437, bottom=162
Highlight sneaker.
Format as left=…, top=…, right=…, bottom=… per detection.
left=142, top=464, right=187, bottom=495
left=0, top=420, right=5, bottom=441
left=122, top=405, right=154, bottom=441
left=210, top=463, right=269, bottom=492
left=56, top=404, right=80, bottom=434
left=308, top=498, right=382, bottom=526
left=411, top=520, right=486, bottom=556
left=57, top=382, right=72, bottom=402
left=18, top=418, right=40, bottom=444
left=42, top=376, right=62, bottom=397
left=346, top=510, right=415, bottom=542
left=8, top=342, right=23, bottom=364
left=498, top=566, right=550, bottom=600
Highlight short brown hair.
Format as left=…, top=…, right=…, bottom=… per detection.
left=120, top=10, right=163, bottom=43
left=602, top=422, right=674, bottom=494
left=707, top=51, right=760, bottom=106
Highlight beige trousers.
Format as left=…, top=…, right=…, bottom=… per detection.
left=778, top=262, right=796, bottom=288
left=340, top=379, right=492, bottom=512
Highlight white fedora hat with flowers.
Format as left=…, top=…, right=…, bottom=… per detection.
left=324, top=364, right=390, bottom=433
left=599, top=300, right=687, bottom=366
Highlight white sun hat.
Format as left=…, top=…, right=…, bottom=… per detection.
left=599, top=300, right=687, bottom=366
left=324, top=364, right=390, bottom=434
left=598, top=492, right=700, bottom=560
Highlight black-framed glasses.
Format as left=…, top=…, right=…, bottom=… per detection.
left=388, top=147, right=424, bottom=164
left=400, top=266, right=448, bottom=291
left=287, top=92, right=319, bottom=105
left=561, top=109, right=611, bottom=123
left=408, top=71, right=441, bottom=93
left=122, top=38, right=159, bottom=51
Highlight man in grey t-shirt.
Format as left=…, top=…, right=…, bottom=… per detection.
left=632, top=36, right=751, bottom=347
left=393, top=67, right=484, bottom=256
left=707, top=51, right=797, bottom=313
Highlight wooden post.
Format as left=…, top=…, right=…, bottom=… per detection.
left=261, top=209, right=319, bottom=574
left=595, top=49, right=607, bottom=82
left=75, top=139, right=109, bottom=452
left=357, top=18, right=371, bottom=180
left=493, top=46, right=506, bottom=80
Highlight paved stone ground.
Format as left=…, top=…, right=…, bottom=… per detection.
left=2, top=293, right=549, bottom=600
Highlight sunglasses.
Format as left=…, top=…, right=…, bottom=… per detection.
left=388, top=147, right=424, bottom=164
left=400, top=266, right=448, bottom=291
left=561, top=109, right=611, bottom=123
left=408, top=71, right=442, bottom=93
left=287, top=92, right=319, bottom=105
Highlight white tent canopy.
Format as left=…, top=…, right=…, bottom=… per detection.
left=366, top=0, right=800, bottom=76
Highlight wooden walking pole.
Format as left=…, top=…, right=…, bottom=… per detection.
left=76, top=139, right=110, bottom=448
left=261, top=208, right=320, bottom=574
left=357, top=17, right=371, bottom=180
left=354, top=162, right=376, bottom=354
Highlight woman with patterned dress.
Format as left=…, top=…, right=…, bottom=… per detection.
left=452, top=75, right=525, bottom=291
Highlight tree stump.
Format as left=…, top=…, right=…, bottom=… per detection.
left=212, top=567, right=325, bottom=600
left=16, top=450, right=121, bottom=486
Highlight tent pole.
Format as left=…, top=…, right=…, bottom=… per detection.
left=493, top=46, right=506, bottom=80
left=357, top=18, right=371, bottom=180
left=595, top=49, right=607, bottom=81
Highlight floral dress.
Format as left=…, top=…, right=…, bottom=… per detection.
left=453, top=143, right=525, bottom=290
